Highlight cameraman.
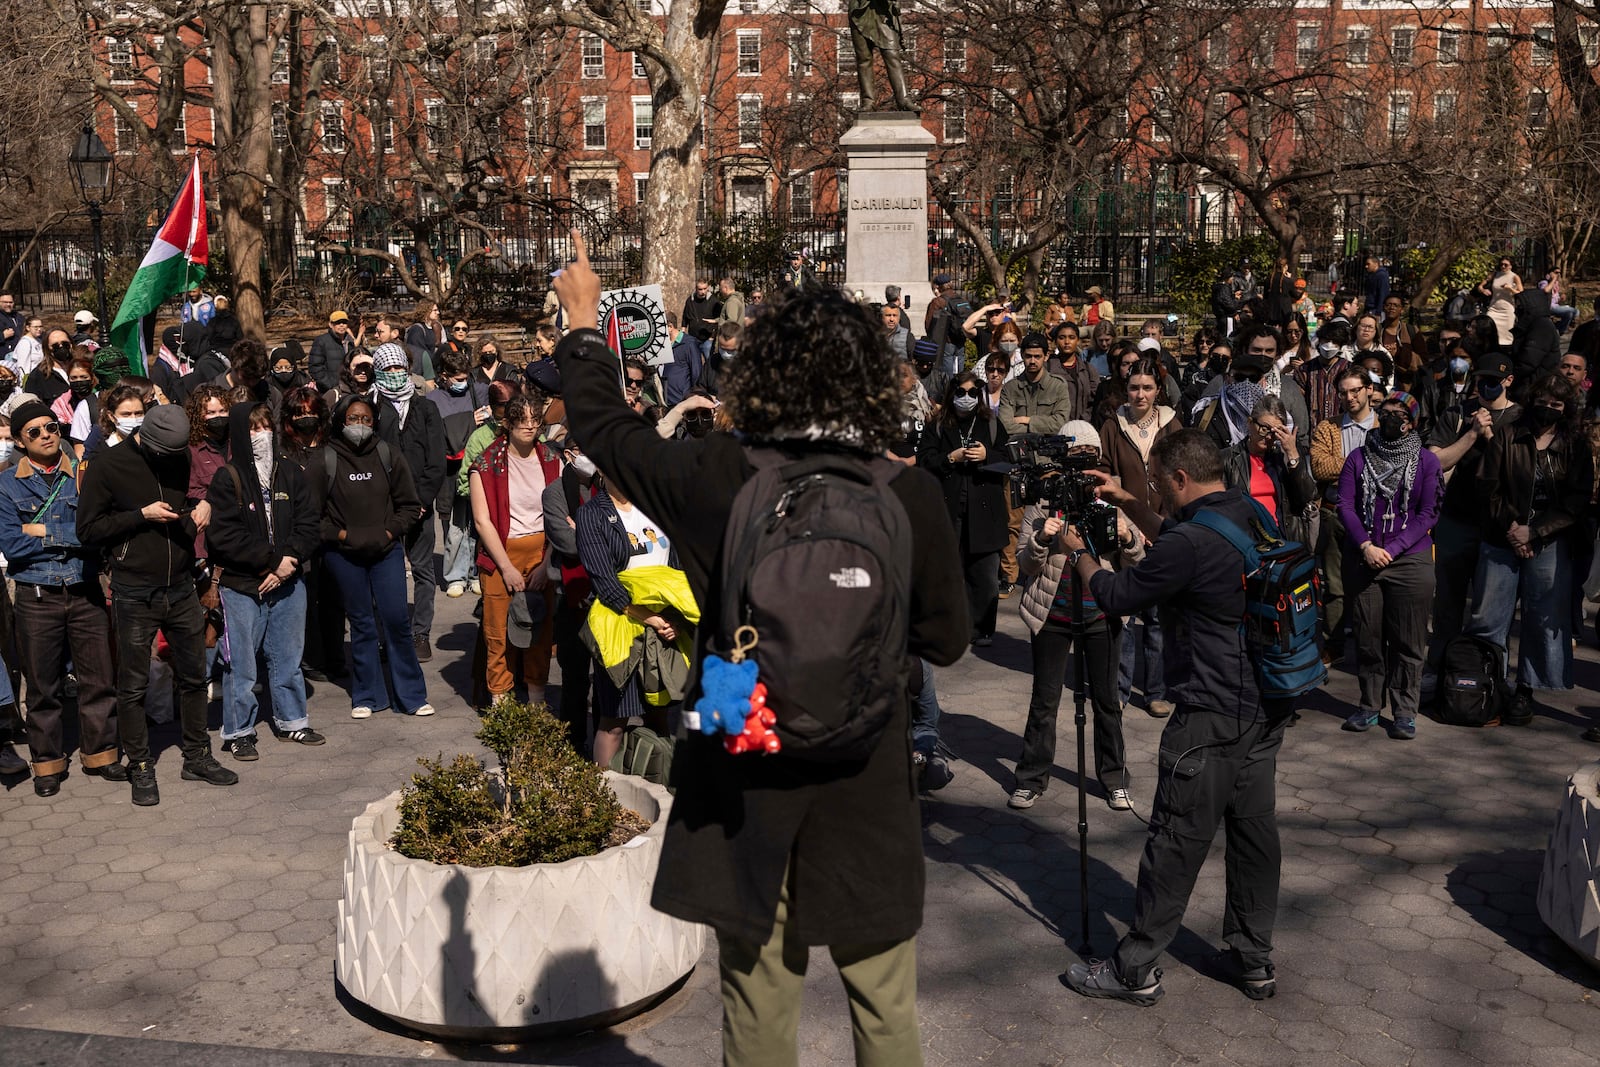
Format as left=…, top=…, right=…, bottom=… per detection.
left=1062, top=429, right=1293, bottom=1007
left=1011, top=422, right=1144, bottom=812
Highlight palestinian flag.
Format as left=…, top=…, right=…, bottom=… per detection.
left=110, top=155, right=208, bottom=374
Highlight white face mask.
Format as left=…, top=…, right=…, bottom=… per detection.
left=251, top=430, right=273, bottom=464
left=115, top=415, right=144, bottom=437
left=570, top=454, right=598, bottom=478
left=0, top=440, right=13, bottom=466
left=952, top=394, right=980, bottom=413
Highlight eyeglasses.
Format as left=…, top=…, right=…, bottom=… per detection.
left=985, top=368, right=1005, bottom=376
left=24, top=422, right=60, bottom=440
left=1250, top=421, right=1280, bottom=438
left=344, top=415, right=373, bottom=426
left=452, top=326, right=468, bottom=333
left=625, top=377, right=646, bottom=390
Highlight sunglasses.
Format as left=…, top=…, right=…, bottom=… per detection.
left=24, top=422, right=60, bottom=440
left=625, top=377, right=646, bottom=389
left=955, top=386, right=980, bottom=396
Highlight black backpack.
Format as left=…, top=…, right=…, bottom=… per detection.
left=715, top=449, right=913, bottom=760
left=929, top=292, right=974, bottom=350
left=1435, top=634, right=1507, bottom=726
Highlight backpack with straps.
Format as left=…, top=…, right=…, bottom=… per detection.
left=714, top=448, right=914, bottom=760
left=1190, top=498, right=1327, bottom=700
left=323, top=441, right=395, bottom=495
left=1435, top=634, right=1507, bottom=726
left=607, top=725, right=676, bottom=789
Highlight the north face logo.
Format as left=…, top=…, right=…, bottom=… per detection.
left=829, top=567, right=872, bottom=589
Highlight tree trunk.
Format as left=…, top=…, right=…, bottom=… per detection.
left=209, top=5, right=271, bottom=340
left=642, top=88, right=704, bottom=317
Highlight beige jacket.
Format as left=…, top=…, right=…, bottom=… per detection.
left=1016, top=502, right=1144, bottom=635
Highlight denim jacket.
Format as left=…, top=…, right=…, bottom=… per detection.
left=0, top=454, right=93, bottom=585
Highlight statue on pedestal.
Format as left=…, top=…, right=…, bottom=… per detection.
left=848, top=0, right=919, bottom=114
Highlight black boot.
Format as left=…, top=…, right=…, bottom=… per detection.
left=0, top=744, right=26, bottom=777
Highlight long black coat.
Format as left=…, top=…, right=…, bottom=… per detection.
left=553, top=327, right=968, bottom=947
left=917, top=414, right=1011, bottom=556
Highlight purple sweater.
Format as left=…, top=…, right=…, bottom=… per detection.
left=1338, top=446, right=1442, bottom=558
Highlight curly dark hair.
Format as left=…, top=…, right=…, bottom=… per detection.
left=281, top=385, right=328, bottom=449
left=720, top=290, right=901, bottom=450
left=931, top=372, right=990, bottom=430
left=1528, top=373, right=1583, bottom=436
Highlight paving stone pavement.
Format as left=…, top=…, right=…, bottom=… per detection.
left=3, top=590, right=1600, bottom=1065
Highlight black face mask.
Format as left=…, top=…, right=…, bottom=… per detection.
left=273, top=369, right=297, bottom=386
left=1530, top=404, right=1563, bottom=430
left=205, top=415, right=229, bottom=437
left=479, top=352, right=497, bottom=365
left=1378, top=412, right=1408, bottom=442
left=0, top=382, right=17, bottom=403
left=50, top=343, right=72, bottom=361
left=1478, top=379, right=1505, bottom=403
left=69, top=380, right=93, bottom=399
left=291, top=416, right=322, bottom=437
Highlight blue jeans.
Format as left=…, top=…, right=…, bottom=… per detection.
left=1551, top=302, right=1577, bottom=333
left=220, top=581, right=309, bottom=740
left=1464, top=540, right=1573, bottom=690
left=939, top=341, right=962, bottom=377
left=324, top=545, right=429, bottom=713
left=912, top=659, right=939, bottom=757
left=441, top=495, right=476, bottom=585
left=1118, top=608, right=1165, bottom=707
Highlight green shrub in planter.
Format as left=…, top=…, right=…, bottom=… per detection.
left=392, top=699, right=649, bottom=867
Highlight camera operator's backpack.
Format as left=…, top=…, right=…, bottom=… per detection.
left=1435, top=634, right=1507, bottom=726
left=714, top=449, right=913, bottom=760
left=1191, top=499, right=1327, bottom=699
left=928, top=292, right=975, bottom=350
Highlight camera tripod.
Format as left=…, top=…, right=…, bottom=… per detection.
left=1065, top=533, right=1094, bottom=958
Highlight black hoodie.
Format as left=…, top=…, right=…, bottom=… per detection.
left=1511, top=287, right=1560, bottom=395
left=77, top=433, right=197, bottom=593
left=321, top=395, right=423, bottom=561
left=203, top=403, right=321, bottom=598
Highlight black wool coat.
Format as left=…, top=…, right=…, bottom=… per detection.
left=916, top=414, right=1011, bottom=556
left=554, top=327, right=969, bottom=947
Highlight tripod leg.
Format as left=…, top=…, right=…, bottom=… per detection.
left=1072, top=565, right=1092, bottom=956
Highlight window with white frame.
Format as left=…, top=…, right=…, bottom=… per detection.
left=364, top=0, right=381, bottom=16
left=837, top=30, right=857, bottom=74
left=787, top=28, right=812, bottom=74
left=943, top=39, right=965, bottom=72
left=634, top=173, right=650, bottom=206
left=271, top=40, right=289, bottom=84
left=524, top=97, right=548, bottom=147
left=1341, top=95, right=1368, bottom=139
left=1529, top=90, right=1550, bottom=130
left=426, top=99, right=448, bottom=149
left=1487, top=25, right=1509, bottom=57
left=581, top=35, right=604, bottom=78
left=1582, top=24, right=1600, bottom=66
left=633, top=52, right=647, bottom=78
left=1346, top=26, right=1370, bottom=66
left=835, top=166, right=848, bottom=206
left=789, top=172, right=812, bottom=218
left=738, top=30, right=761, bottom=75
left=1387, top=91, right=1411, bottom=139
left=737, top=95, right=761, bottom=146
left=1438, top=26, right=1460, bottom=64
left=321, top=36, right=339, bottom=71
left=1432, top=91, right=1456, bottom=135
left=1292, top=92, right=1315, bottom=142
left=369, top=37, right=389, bottom=83
left=1390, top=26, right=1415, bottom=65
left=271, top=103, right=288, bottom=149
left=108, top=37, right=134, bottom=82
left=1253, top=29, right=1274, bottom=67
left=1207, top=24, right=1228, bottom=64
left=1296, top=23, right=1319, bottom=67
left=1149, top=89, right=1171, bottom=141
left=582, top=97, right=606, bottom=149
left=170, top=105, right=186, bottom=145
left=739, top=0, right=755, bottom=12
left=474, top=35, right=497, bottom=67
left=381, top=116, right=396, bottom=153
left=323, top=179, right=349, bottom=230
left=839, top=91, right=860, bottom=134
left=113, top=111, right=137, bottom=152
left=633, top=97, right=653, bottom=149
left=322, top=103, right=346, bottom=152
left=1533, top=25, right=1554, bottom=66
left=943, top=99, right=966, bottom=143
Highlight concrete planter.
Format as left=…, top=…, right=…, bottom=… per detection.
left=1537, top=760, right=1600, bottom=969
left=336, top=772, right=706, bottom=1039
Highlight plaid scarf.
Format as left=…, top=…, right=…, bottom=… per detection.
left=1359, top=428, right=1422, bottom=533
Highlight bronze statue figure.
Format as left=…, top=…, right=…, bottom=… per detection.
left=848, top=0, right=918, bottom=113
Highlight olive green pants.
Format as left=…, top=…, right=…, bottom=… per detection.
left=717, top=869, right=923, bottom=1067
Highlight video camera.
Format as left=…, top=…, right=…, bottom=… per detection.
left=995, top=434, right=1120, bottom=557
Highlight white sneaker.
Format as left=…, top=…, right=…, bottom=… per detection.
left=469, top=578, right=481, bottom=595
left=413, top=703, right=436, bottom=717
left=351, top=706, right=373, bottom=720
left=445, top=582, right=466, bottom=599
left=1108, top=788, right=1133, bottom=811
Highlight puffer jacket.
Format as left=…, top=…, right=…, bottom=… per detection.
left=1017, top=502, right=1144, bottom=635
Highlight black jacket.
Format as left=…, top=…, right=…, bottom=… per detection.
left=308, top=329, right=355, bottom=391
left=681, top=294, right=721, bottom=342
left=23, top=364, right=69, bottom=405
left=1511, top=288, right=1561, bottom=395
left=1088, top=488, right=1264, bottom=716
left=378, top=393, right=446, bottom=509
left=1220, top=442, right=1317, bottom=544
left=1479, top=419, right=1593, bottom=550
left=553, top=325, right=968, bottom=948
left=322, top=398, right=424, bottom=561
left=916, top=413, right=1011, bottom=555
left=696, top=349, right=734, bottom=397
left=0, top=306, right=23, bottom=358
left=77, top=435, right=198, bottom=592
left=203, top=404, right=321, bottom=598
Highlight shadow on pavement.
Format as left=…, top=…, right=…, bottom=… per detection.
left=1446, top=847, right=1600, bottom=993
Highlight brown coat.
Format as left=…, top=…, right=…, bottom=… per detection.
left=1100, top=407, right=1181, bottom=517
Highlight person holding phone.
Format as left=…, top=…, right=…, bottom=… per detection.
left=1220, top=393, right=1316, bottom=545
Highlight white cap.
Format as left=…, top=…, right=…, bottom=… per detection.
left=74, top=310, right=97, bottom=326
left=1059, top=419, right=1102, bottom=452
left=1136, top=337, right=1161, bottom=353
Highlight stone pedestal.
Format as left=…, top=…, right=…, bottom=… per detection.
left=1537, top=760, right=1600, bottom=969
left=840, top=111, right=936, bottom=317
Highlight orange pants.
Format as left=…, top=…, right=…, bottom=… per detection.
left=481, top=534, right=555, bottom=698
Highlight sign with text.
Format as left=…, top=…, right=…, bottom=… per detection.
left=599, top=285, right=670, bottom=367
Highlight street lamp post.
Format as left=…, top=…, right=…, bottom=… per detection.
left=68, top=124, right=115, bottom=346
